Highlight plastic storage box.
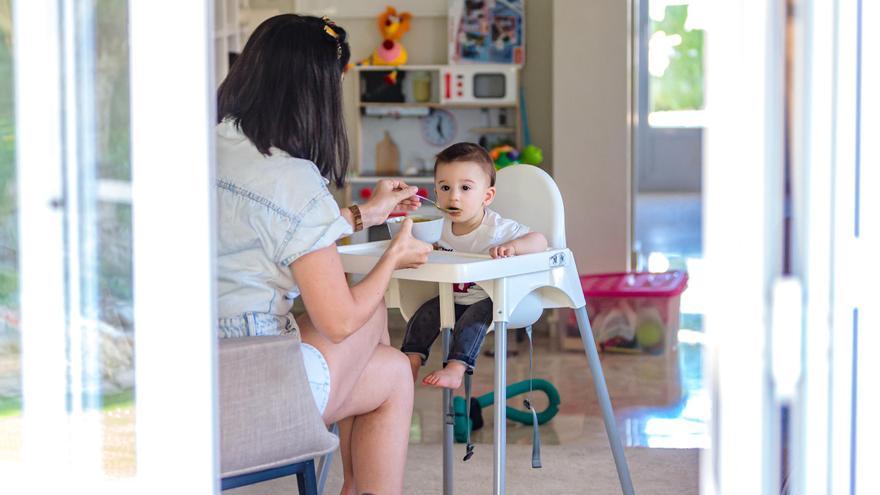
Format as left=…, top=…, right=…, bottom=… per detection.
left=560, top=271, right=688, bottom=354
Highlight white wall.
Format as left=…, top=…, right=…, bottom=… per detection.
left=552, top=0, right=631, bottom=273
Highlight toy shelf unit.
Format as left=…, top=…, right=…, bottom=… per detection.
left=348, top=64, right=521, bottom=205
left=213, top=0, right=249, bottom=84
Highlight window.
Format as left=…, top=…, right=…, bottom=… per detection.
left=646, top=1, right=706, bottom=127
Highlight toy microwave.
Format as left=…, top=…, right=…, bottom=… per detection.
left=439, top=65, right=518, bottom=105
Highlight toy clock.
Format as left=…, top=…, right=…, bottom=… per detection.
left=420, top=109, right=457, bottom=147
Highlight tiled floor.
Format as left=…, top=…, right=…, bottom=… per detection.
left=397, top=310, right=708, bottom=450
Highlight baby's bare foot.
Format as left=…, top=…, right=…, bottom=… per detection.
left=422, top=362, right=466, bottom=389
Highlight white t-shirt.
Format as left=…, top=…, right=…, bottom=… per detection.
left=436, top=208, right=531, bottom=305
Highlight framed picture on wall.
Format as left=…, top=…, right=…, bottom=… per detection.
left=448, top=0, right=525, bottom=65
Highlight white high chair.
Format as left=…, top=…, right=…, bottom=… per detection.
left=340, top=165, right=634, bottom=495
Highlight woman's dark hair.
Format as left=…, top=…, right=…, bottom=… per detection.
left=218, top=15, right=351, bottom=187
left=434, top=142, right=496, bottom=186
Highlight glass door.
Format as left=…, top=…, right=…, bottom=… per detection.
left=791, top=0, right=879, bottom=493
left=4, top=1, right=217, bottom=492
left=628, top=0, right=711, bottom=452
left=702, top=0, right=880, bottom=493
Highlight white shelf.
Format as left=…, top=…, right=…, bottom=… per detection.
left=359, top=102, right=516, bottom=109
left=213, top=0, right=244, bottom=84
left=470, top=126, right=517, bottom=134
left=353, top=64, right=446, bottom=72
left=353, top=64, right=519, bottom=72
left=349, top=176, right=435, bottom=184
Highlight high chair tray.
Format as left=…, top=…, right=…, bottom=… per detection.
left=338, top=241, right=572, bottom=284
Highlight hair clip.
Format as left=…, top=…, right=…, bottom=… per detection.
left=322, top=21, right=338, bottom=39
left=321, top=16, right=343, bottom=59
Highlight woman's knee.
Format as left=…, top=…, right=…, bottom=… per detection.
left=378, top=345, right=414, bottom=391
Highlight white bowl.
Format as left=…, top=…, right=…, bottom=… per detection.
left=386, top=215, right=443, bottom=243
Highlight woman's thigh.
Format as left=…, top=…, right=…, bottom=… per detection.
left=323, top=343, right=413, bottom=425
left=296, top=303, right=395, bottom=420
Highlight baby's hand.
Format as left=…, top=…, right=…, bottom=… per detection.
left=490, top=244, right=516, bottom=259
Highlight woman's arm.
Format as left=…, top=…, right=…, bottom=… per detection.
left=339, top=179, right=421, bottom=232
left=291, top=219, right=431, bottom=343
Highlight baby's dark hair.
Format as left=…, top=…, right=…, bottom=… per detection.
left=433, top=142, right=496, bottom=186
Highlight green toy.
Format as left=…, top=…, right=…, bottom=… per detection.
left=519, top=144, right=543, bottom=165
left=494, top=152, right=515, bottom=169
left=452, top=378, right=560, bottom=443
left=635, top=320, right=664, bottom=354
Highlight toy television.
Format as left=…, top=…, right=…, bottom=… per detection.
left=440, top=65, right=518, bottom=105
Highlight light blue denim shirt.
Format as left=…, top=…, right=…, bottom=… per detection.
left=216, top=119, right=353, bottom=337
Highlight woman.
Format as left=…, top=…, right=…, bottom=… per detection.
left=215, top=14, right=432, bottom=494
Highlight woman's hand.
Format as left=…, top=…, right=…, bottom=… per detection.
left=360, top=179, right=421, bottom=228
left=385, top=218, right=432, bottom=269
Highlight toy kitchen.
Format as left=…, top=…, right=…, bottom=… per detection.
left=344, top=0, right=532, bottom=206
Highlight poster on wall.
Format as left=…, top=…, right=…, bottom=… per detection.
left=448, top=0, right=525, bottom=65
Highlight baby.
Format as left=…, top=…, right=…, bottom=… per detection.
left=401, top=142, right=548, bottom=389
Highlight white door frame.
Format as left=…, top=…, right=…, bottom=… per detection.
left=791, top=0, right=879, bottom=494
left=130, top=1, right=218, bottom=493
left=13, top=2, right=70, bottom=490
left=701, top=0, right=786, bottom=493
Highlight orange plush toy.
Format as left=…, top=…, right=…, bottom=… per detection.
left=357, top=6, right=412, bottom=84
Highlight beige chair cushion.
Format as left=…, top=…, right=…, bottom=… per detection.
left=219, top=335, right=338, bottom=478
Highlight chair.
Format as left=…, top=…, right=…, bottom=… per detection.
left=218, top=336, right=339, bottom=494
left=390, top=164, right=635, bottom=494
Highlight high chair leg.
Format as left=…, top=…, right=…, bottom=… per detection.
left=574, top=306, right=635, bottom=495
left=441, top=326, right=454, bottom=495
left=493, top=321, right=508, bottom=495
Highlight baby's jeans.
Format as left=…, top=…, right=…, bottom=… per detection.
left=400, top=296, right=494, bottom=371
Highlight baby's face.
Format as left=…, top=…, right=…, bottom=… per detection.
left=434, top=161, right=495, bottom=224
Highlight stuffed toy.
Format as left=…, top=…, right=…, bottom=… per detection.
left=356, top=6, right=412, bottom=84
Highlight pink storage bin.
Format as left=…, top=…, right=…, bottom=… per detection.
left=563, top=271, right=688, bottom=355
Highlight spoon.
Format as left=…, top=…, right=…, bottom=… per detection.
left=414, top=194, right=459, bottom=214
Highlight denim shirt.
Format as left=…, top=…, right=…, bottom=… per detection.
left=215, top=119, right=352, bottom=337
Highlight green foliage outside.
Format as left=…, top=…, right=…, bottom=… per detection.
left=0, top=1, right=20, bottom=413
left=0, top=10, right=17, bottom=312
left=95, top=0, right=131, bottom=181
left=651, top=4, right=704, bottom=112
left=1, top=389, right=135, bottom=418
